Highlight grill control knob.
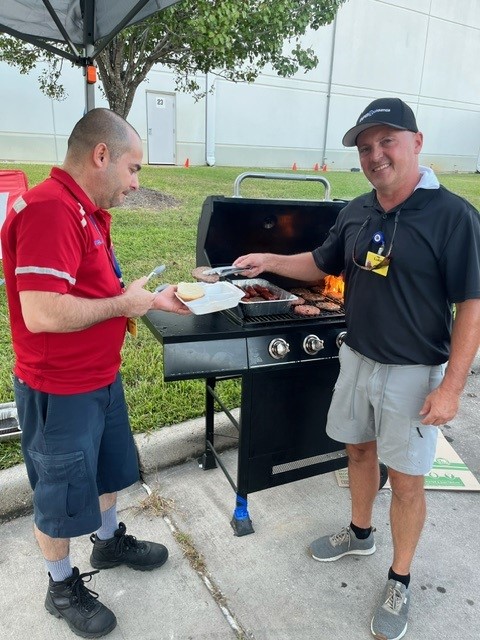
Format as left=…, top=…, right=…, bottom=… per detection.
left=336, top=331, right=347, bottom=349
left=303, top=334, right=324, bottom=355
left=268, top=338, right=290, bottom=360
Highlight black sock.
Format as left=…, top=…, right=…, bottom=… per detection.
left=388, top=567, right=410, bottom=589
left=350, top=521, right=372, bottom=540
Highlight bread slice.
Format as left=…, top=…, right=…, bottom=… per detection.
left=177, top=281, right=205, bottom=301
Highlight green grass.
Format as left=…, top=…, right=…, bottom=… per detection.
left=1, top=165, right=479, bottom=470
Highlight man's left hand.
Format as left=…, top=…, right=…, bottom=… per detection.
left=151, top=285, right=192, bottom=315
left=419, top=385, right=460, bottom=425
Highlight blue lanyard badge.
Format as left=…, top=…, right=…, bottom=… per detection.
left=109, top=247, right=125, bottom=288
left=372, top=230, right=385, bottom=255
left=89, top=214, right=125, bottom=288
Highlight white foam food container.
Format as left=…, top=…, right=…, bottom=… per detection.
left=175, top=281, right=244, bottom=315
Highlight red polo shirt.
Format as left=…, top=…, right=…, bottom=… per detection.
left=1, top=167, right=128, bottom=394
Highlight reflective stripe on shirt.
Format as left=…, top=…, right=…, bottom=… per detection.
left=15, top=266, right=76, bottom=285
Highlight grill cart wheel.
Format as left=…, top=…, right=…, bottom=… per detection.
left=379, top=462, right=389, bottom=489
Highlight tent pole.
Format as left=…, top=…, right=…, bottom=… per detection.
left=84, top=45, right=96, bottom=113
left=83, top=0, right=95, bottom=112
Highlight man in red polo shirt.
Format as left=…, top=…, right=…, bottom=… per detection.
left=1, top=108, right=190, bottom=638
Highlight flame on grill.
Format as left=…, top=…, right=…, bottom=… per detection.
left=323, top=274, right=345, bottom=300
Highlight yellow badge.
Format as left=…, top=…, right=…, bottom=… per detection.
left=127, top=318, right=138, bottom=338
left=365, top=251, right=389, bottom=276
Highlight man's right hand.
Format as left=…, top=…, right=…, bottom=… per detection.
left=122, top=276, right=157, bottom=317
left=234, top=251, right=325, bottom=283
left=233, top=253, right=269, bottom=278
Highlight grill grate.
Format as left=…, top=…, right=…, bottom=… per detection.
left=222, top=296, right=345, bottom=327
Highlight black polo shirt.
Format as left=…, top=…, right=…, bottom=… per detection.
left=312, top=186, right=480, bottom=365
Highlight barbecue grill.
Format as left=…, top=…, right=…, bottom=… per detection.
left=143, top=173, right=351, bottom=535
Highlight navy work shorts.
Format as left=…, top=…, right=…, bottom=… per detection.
left=14, top=373, right=139, bottom=539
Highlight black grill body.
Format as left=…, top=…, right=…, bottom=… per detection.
left=144, top=176, right=350, bottom=535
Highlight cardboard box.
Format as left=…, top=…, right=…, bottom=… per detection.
left=335, top=432, right=480, bottom=491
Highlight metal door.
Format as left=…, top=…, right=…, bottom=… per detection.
left=146, top=92, right=176, bottom=164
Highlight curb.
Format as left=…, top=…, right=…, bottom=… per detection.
left=0, top=410, right=239, bottom=524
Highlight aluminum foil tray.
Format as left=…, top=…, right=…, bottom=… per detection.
left=234, top=279, right=298, bottom=317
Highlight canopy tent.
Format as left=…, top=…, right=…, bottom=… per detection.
left=0, top=0, right=183, bottom=111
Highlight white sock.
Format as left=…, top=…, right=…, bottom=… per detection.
left=46, top=556, right=73, bottom=582
left=95, top=504, right=118, bottom=540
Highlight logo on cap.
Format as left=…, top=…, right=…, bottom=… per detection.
left=359, top=108, right=391, bottom=124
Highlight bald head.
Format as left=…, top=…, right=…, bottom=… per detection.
left=63, top=108, right=143, bottom=209
left=66, top=108, right=140, bottom=163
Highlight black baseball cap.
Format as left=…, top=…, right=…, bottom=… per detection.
left=342, top=98, right=418, bottom=147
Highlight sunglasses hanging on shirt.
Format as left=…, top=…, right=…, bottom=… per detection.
left=351, top=208, right=401, bottom=273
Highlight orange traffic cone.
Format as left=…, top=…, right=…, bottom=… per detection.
left=292, top=162, right=297, bottom=171
left=184, top=158, right=190, bottom=168
left=313, top=163, right=319, bottom=171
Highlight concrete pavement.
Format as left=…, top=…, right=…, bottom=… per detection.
left=1, top=359, right=479, bottom=639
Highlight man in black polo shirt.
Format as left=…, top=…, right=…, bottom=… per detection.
left=233, top=97, right=480, bottom=640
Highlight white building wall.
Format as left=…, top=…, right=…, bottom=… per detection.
left=0, top=0, right=479, bottom=171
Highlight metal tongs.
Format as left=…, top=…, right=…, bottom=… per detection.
left=145, top=264, right=169, bottom=293
left=202, top=265, right=247, bottom=277
left=145, top=264, right=166, bottom=282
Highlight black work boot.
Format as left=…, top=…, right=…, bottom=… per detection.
left=90, top=522, right=168, bottom=571
left=45, top=567, right=117, bottom=638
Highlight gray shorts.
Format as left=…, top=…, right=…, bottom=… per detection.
left=326, top=344, right=446, bottom=475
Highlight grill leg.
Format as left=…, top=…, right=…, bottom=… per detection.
left=198, top=378, right=217, bottom=470
left=230, top=494, right=254, bottom=536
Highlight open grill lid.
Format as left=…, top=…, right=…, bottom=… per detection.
left=196, top=194, right=348, bottom=291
